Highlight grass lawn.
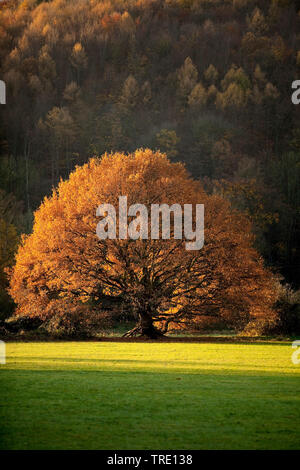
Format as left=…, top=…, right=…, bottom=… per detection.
left=0, top=341, right=299, bottom=450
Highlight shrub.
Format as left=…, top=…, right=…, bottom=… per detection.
left=42, top=303, right=112, bottom=338
left=240, top=318, right=274, bottom=337
left=273, top=283, right=300, bottom=336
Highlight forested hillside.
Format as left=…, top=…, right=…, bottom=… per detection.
left=0, top=0, right=300, bottom=319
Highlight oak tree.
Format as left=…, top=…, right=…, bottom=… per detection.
left=9, top=149, right=277, bottom=337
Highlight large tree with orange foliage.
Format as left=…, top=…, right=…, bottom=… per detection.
left=9, top=149, right=277, bottom=338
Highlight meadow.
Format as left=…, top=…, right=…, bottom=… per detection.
left=0, top=341, right=299, bottom=450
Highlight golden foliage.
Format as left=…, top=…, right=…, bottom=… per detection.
left=9, top=149, right=277, bottom=332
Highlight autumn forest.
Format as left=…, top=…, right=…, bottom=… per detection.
left=0, top=0, right=300, bottom=336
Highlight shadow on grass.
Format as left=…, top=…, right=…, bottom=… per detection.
left=2, top=336, right=295, bottom=345
left=1, top=368, right=300, bottom=450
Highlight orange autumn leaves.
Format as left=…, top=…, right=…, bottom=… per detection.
left=9, top=149, right=277, bottom=332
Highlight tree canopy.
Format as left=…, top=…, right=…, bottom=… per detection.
left=0, top=0, right=299, bottom=292
left=9, top=149, right=277, bottom=337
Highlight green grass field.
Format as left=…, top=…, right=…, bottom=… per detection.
left=0, top=341, right=299, bottom=450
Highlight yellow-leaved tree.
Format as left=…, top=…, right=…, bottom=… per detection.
left=9, top=149, right=277, bottom=337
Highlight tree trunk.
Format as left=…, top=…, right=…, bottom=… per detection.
left=123, top=311, right=165, bottom=339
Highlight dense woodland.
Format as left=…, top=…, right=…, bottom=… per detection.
left=0, top=0, right=300, bottom=326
